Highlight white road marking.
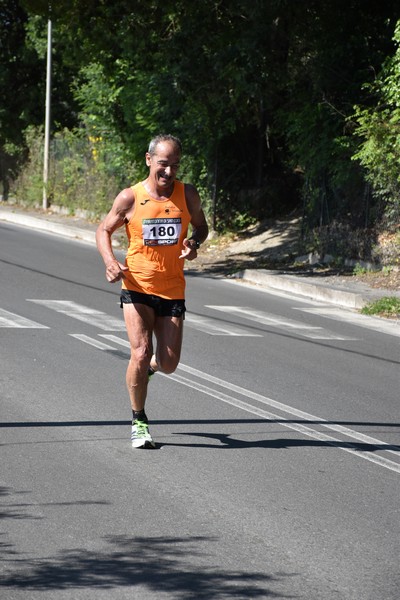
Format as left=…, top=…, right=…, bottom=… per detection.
left=67, top=333, right=400, bottom=473
left=99, top=334, right=130, bottom=347
left=167, top=371, right=400, bottom=473
left=27, top=300, right=125, bottom=330
left=165, top=363, right=400, bottom=474
left=206, top=306, right=357, bottom=340
left=69, top=334, right=118, bottom=350
left=227, top=279, right=400, bottom=336
left=0, top=308, right=49, bottom=328
left=296, top=307, right=400, bottom=337
left=185, top=313, right=262, bottom=336
left=178, top=364, right=399, bottom=454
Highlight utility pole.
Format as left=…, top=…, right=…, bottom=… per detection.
left=212, top=149, right=218, bottom=232
left=43, top=16, right=52, bottom=210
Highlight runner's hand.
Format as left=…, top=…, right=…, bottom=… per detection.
left=105, top=260, right=129, bottom=283
left=179, top=238, right=198, bottom=260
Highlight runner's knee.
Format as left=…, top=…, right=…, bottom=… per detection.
left=157, top=353, right=180, bottom=374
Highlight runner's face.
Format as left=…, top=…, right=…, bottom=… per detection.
left=146, top=142, right=181, bottom=190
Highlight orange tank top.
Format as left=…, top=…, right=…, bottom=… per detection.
left=122, top=180, right=191, bottom=299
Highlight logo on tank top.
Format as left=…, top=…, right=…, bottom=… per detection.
left=164, top=205, right=183, bottom=214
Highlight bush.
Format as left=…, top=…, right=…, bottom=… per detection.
left=371, top=230, right=400, bottom=266
left=11, top=126, right=139, bottom=217
left=11, top=126, right=44, bottom=206
left=302, top=220, right=376, bottom=261
left=351, top=20, right=400, bottom=231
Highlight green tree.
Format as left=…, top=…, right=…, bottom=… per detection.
left=352, top=20, right=400, bottom=229
left=271, top=0, right=399, bottom=229
left=0, top=0, right=44, bottom=197
left=7, top=0, right=400, bottom=240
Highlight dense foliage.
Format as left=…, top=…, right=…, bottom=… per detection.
left=1, top=1, right=400, bottom=261
left=352, top=20, right=400, bottom=231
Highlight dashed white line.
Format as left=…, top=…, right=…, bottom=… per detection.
left=296, top=307, right=400, bottom=337
left=0, top=308, right=49, bottom=328
left=27, top=300, right=125, bottom=331
left=69, top=334, right=118, bottom=350
left=185, top=313, right=262, bottom=336
left=99, top=334, right=130, bottom=347
left=206, top=305, right=357, bottom=340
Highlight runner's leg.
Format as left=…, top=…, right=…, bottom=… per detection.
left=123, top=302, right=155, bottom=411
left=153, top=315, right=184, bottom=374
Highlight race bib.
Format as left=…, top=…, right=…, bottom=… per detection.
left=142, top=218, right=182, bottom=246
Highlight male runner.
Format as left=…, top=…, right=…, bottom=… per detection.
left=96, top=134, right=208, bottom=448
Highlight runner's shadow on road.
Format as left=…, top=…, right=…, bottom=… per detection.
left=159, top=432, right=400, bottom=453
left=1, top=421, right=399, bottom=454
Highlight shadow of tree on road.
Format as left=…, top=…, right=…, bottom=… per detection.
left=0, top=534, right=294, bottom=598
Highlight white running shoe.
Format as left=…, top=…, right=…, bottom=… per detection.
left=131, top=419, right=156, bottom=449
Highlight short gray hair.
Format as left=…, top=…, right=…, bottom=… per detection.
left=148, top=134, right=182, bottom=156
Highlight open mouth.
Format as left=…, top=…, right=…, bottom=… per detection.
left=159, top=174, right=172, bottom=183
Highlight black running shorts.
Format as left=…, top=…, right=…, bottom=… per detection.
left=120, top=289, right=186, bottom=318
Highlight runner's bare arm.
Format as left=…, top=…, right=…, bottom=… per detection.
left=179, top=184, right=209, bottom=260
left=96, top=187, right=134, bottom=282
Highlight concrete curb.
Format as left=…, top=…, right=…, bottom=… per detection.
left=0, top=210, right=97, bottom=244
left=0, top=209, right=119, bottom=247
left=235, top=269, right=398, bottom=309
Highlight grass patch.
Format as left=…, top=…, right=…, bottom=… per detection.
left=361, top=296, right=400, bottom=318
left=353, top=263, right=368, bottom=276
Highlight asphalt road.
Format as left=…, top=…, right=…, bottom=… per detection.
left=1, top=221, right=399, bottom=600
